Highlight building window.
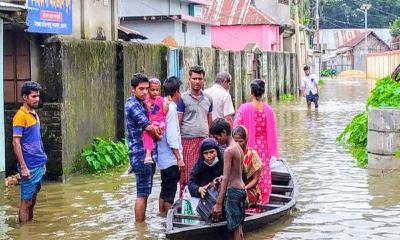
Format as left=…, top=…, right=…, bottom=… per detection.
left=188, top=4, right=194, bottom=16
left=4, top=28, right=31, bottom=103
left=182, top=22, right=187, bottom=33
left=201, top=25, right=206, bottom=35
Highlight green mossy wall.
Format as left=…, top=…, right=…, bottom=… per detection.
left=59, top=39, right=117, bottom=173
left=122, top=43, right=168, bottom=100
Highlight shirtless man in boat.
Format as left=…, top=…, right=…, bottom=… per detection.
left=210, top=118, right=246, bottom=240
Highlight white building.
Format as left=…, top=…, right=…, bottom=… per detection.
left=119, top=0, right=214, bottom=47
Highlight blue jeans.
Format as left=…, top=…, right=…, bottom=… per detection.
left=132, top=163, right=156, bottom=198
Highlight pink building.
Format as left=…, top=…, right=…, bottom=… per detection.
left=204, top=0, right=280, bottom=52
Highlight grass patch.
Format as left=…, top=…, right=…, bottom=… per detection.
left=279, top=93, right=294, bottom=102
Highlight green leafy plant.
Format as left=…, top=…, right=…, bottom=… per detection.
left=320, top=69, right=332, bottom=77
left=390, top=17, right=400, bottom=38
left=395, top=150, right=400, bottom=160
left=318, top=79, right=325, bottom=87
left=81, top=137, right=129, bottom=173
left=337, top=76, right=400, bottom=167
left=367, top=76, right=400, bottom=108
left=337, top=112, right=368, bottom=167
left=279, top=93, right=294, bottom=102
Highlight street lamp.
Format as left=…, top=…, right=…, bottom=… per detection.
left=360, top=3, right=371, bottom=78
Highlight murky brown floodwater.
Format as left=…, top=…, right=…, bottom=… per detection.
left=2, top=78, right=400, bottom=240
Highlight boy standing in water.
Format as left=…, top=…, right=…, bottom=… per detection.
left=301, top=66, right=319, bottom=110
left=210, top=118, right=246, bottom=240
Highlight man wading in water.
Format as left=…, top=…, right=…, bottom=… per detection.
left=210, top=118, right=246, bottom=240
left=301, top=66, right=319, bottom=110
left=13, top=81, right=47, bottom=223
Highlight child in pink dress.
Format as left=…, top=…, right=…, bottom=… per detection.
left=142, top=78, right=168, bottom=164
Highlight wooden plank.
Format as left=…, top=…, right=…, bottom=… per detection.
left=174, top=214, right=203, bottom=221
left=254, top=203, right=283, bottom=210
left=173, top=222, right=197, bottom=228
left=269, top=193, right=292, bottom=203
left=272, top=185, right=293, bottom=194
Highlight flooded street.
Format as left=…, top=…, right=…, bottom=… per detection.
left=2, top=77, right=400, bottom=239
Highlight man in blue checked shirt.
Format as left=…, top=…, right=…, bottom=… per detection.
left=125, top=73, right=160, bottom=222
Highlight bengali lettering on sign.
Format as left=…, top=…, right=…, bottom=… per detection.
left=28, top=0, right=72, bottom=34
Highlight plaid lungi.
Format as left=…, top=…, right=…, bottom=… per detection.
left=180, top=137, right=204, bottom=197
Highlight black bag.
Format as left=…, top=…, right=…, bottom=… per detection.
left=196, top=186, right=219, bottom=223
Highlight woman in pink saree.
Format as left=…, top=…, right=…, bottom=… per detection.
left=233, top=79, right=278, bottom=205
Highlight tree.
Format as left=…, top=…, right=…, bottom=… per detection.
left=319, top=0, right=400, bottom=29
left=390, top=17, right=400, bottom=38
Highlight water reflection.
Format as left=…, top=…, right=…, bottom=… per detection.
left=1, top=78, right=400, bottom=239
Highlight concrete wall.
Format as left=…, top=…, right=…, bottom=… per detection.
left=122, top=43, right=168, bottom=100
left=119, top=0, right=189, bottom=16
left=0, top=18, right=4, bottom=178
left=368, top=108, right=400, bottom=170
left=367, top=50, right=400, bottom=79
left=71, top=0, right=118, bottom=40
left=211, top=25, right=280, bottom=52
left=40, top=39, right=118, bottom=176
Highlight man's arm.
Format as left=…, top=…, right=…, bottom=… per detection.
left=12, top=137, right=30, bottom=179
left=178, top=113, right=183, bottom=127
left=208, top=112, right=213, bottom=127
left=212, top=148, right=232, bottom=221
left=223, top=95, right=235, bottom=127
left=176, top=99, right=185, bottom=127
left=166, top=109, right=185, bottom=171
left=224, top=115, right=233, bottom=127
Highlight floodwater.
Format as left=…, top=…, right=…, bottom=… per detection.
left=1, top=77, right=400, bottom=239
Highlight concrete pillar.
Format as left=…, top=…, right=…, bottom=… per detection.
left=368, top=108, right=400, bottom=169
left=0, top=18, right=5, bottom=179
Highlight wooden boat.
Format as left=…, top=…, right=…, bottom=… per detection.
left=166, top=158, right=298, bottom=239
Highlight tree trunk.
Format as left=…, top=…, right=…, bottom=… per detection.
left=392, top=64, right=400, bottom=82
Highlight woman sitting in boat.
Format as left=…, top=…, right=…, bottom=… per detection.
left=187, top=138, right=224, bottom=198
left=232, top=125, right=263, bottom=207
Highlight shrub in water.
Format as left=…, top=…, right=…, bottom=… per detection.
left=337, top=76, right=400, bottom=167
left=81, top=137, right=129, bottom=173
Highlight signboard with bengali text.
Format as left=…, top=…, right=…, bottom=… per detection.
left=27, top=0, right=72, bottom=35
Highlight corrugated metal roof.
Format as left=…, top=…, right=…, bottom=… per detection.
left=204, top=0, right=277, bottom=25
left=316, top=29, right=391, bottom=50
left=339, top=30, right=390, bottom=49
left=0, top=2, right=26, bottom=11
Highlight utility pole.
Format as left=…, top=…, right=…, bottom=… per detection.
left=294, top=0, right=303, bottom=94
left=360, top=3, right=371, bottom=79
left=316, top=0, right=321, bottom=77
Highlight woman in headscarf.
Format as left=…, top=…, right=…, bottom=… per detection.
left=232, top=125, right=262, bottom=207
left=234, top=79, right=278, bottom=205
left=187, top=138, right=224, bottom=198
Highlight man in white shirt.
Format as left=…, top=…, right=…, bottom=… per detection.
left=204, top=72, right=235, bottom=126
left=301, top=66, right=319, bottom=109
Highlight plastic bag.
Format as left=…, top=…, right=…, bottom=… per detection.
left=181, top=187, right=200, bottom=224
